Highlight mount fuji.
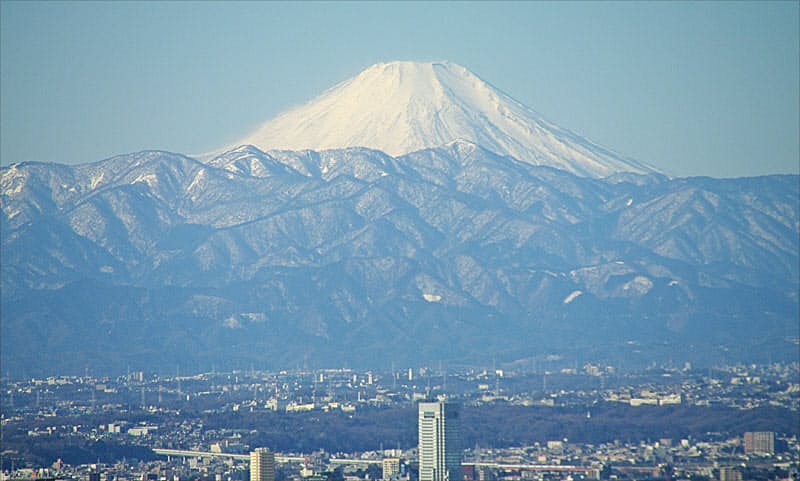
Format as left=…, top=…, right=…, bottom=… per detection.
left=233, top=61, right=656, bottom=178
left=2, top=61, right=798, bottom=376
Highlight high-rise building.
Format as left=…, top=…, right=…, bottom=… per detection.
left=744, top=431, right=775, bottom=454
left=250, top=447, right=275, bottom=481
left=418, top=401, right=462, bottom=481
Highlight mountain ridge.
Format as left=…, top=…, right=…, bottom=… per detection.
left=2, top=144, right=797, bottom=375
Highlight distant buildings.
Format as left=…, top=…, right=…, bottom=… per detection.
left=743, top=431, right=775, bottom=454
left=250, top=447, right=275, bottom=481
left=382, top=458, right=401, bottom=480
left=719, top=467, right=742, bottom=481
left=418, top=401, right=462, bottom=481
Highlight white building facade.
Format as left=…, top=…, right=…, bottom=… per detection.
left=418, top=401, right=462, bottom=481
left=250, top=447, right=275, bottom=481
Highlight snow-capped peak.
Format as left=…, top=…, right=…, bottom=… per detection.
left=231, top=60, right=658, bottom=177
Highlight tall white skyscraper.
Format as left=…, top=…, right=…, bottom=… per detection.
left=250, top=447, right=275, bottom=481
left=418, top=401, right=462, bottom=481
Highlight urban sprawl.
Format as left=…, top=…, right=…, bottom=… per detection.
left=2, top=361, right=798, bottom=481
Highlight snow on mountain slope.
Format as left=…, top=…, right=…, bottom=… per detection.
left=233, top=61, right=658, bottom=178
left=2, top=149, right=798, bottom=373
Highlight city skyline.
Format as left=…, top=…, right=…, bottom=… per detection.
left=2, top=362, right=796, bottom=478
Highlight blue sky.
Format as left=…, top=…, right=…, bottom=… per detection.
left=1, top=1, right=798, bottom=177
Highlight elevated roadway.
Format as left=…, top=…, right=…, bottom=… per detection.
left=153, top=448, right=304, bottom=463
left=153, top=449, right=597, bottom=472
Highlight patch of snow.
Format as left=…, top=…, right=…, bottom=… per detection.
left=133, top=173, right=158, bottom=187
left=90, top=172, right=105, bottom=189
left=423, top=293, right=442, bottom=303
left=223, top=316, right=242, bottom=329
left=240, top=312, right=267, bottom=323
left=563, top=290, right=583, bottom=304
left=6, top=182, right=24, bottom=195
left=622, top=276, right=653, bottom=295
left=187, top=168, right=207, bottom=193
